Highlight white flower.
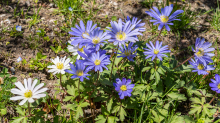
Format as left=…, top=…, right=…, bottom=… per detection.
left=67, top=39, right=85, bottom=60
left=17, top=56, right=22, bottom=62
left=47, top=56, right=71, bottom=74
left=10, top=78, right=48, bottom=105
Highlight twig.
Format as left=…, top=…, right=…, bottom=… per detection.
left=209, top=92, right=217, bottom=104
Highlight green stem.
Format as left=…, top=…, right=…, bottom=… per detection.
left=110, top=45, right=119, bottom=82
left=173, top=55, right=195, bottom=70
left=156, top=26, right=163, bottom=41
left=28, top=102, right=31, bottom=116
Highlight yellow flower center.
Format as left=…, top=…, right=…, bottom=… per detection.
left=197, top=64, right=204, bottom=70
left=154, top=49, right=159, bottom=54
left=125, top=44, right=128, bottom=47
left=116, top=31, right=126, bottom=41
left=56, top=62, right=64, bottom=70
left=124, top=50, right=131, bottom=56
left=120, top=85, right=127, bottom=91
left=78, top=46, right=85, bottom=52
left=161, top=15, right=169, bottom=23
left=24, top=90, right=32, bottom=98
left=82, top=32, right=89, bottom=39
left=92, top=37, right=101, bottom=44
left=218, top=84, right=220, bottom=89
left=196, top=48, right=204, bottom=57
left=76, top=70, right=84, bottom=76
left=94, top=59, right=101, bottom=65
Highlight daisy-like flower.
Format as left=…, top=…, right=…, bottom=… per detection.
left=145, top=4, right=184, bottom=31
left=192, top=38, right=215, bottom=66
left=125, top=16, right=145, bottom=32
left=17, top=56, right=22, bottom=62
left=10, top=78, right=47, bottom=105
left=143, top=41, right=170, bottom=61
left=68, top=7, right=73, bottom=11
left=118, top=42, right=138, bottom=61
left=69, top=20, right=97, bottom=47
left=209, top=74, right=220, bottom=93
left=83, top=28, right=111, bottom=51
left=65, top=60, right=90, bottom=82
left=113, top=78, right=135, bottom=99
left=79, top=51, right=110, bottom=72
left=16, top=25, right=22, bottom=31
left=47, top=56, right=71, bottom=75
left=189, top=58, right=215, bottom=75
left=67, top=40, right=85, bottom=60
left=107, top=18, right=142, bottom=46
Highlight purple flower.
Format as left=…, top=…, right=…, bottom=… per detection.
left=83, top=28, right=111, bottom=51
left=113, top=78, right=135, bottom=99
left=118, top=42, right=138, bottom=61
left=145, top=4, right=184, bottom=31
left=125, top=16, right=145, bottom=32
left=68, top=7, right=73, bottom=11
left=69, top=20, right=97, bottom=47
left=192, top=38, right=215, bottom=66
left=209, top=74, right=220, bottom=93
left=143, top=41, right=170, bottom=61
left=107, top=18, right=142, bottom=46
left=189, top=58, right=215, bottom=75
left=78, top=50, right=110, bottom=72
left=65, top=60, right=90, bottom=82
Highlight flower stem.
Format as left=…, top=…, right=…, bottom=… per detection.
left=110, top=45, right=119, bottom=82
left=28, top=102, right=31, bottom=116
left=209, top=92, right=217, bottom=104
left=156, top=27, right=164, bottom=41
left=173, top=55, right=195, bottom=70
left=78, top=79, right=81, bottom=100
left=60, top=73, right=64, bottom=103
left=89, top=93, right=95, bottom=123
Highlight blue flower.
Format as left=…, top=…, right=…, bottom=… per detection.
left=17, top=56, right=22, bottom=62
left=118, top=42, right=138, bottom=61
left=78, top=50, right=110, bottom=72
left=145, top=4, right=184, bottom=31
left=16, top=25, right=22, bottom=31
left=69, top=20, right=97, bottom=47
left=113, top=78, right=135, bottom=99
left=68, top=7, right=73, bottom=11
left=189, top=58, right=215, bottom=75
left=107, top=18, right=142, bottom=46
left=143, top=41, right=170, bottom=61
left=209, top=74, right=220, bottom=93
left=192, top=38, right=215, bottom=66
left=83, top=28, right=111, bottom=51
left=125, top=16, right=145, bottom=32
left=65, top=60, right=90, bottom=82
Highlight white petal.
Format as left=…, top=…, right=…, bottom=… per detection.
left=47, top=65, right=56, bottom=68
left=32, top=94, right=46, bottom=99
left=32, top=83, right=44, bottom=93
left=28, top=98, right=35, bottom=103
left=61, top=70, right=65, bottom=74
left=24, top=79, right=28, bottom=90
left=34, top=88, right=47, bottom=95
left=31, top=79, right=38, bottom=91
left=28, top=78, right=32, bottom=90
left=15, top=82, right=25, bottom=92
left=11, top=88, right=24, bottom=95
left=10, top=96, right=25, bottom=100
left=48, top=69, right=58, bottom=73
left=19, top=98, right=28, bottom=105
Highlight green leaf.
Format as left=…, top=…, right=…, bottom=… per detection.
left=107, top=98, right=113, bottom=112
left=155, top=71, right=160, bottom=84
left=119, top=106, right=127, bottom=121
left=10, top=117, right=24, bottom=123
left=15, top=107, right=25, bottom=116
left=80, top=102, right=89, bottom=107
left=112, top=105, right=120, bottom=113
left=3, top=68, right=8, bottom=74
left=188, top=104, right=202, bottom=115
left=190, top=97, right=202, bottom=104
left=95, top=115, right=107, bottom=123
left=66, top=85, right=75, bottom=96
left=0, top=108, right=7, bottom=116
left=76, top=106, right=83, bottom=119
left=167, top=92, right=187, bottom=101
left=108, top=116, right=118, bottom=123
left=10, top=77, right=17, bottom=82
left=101, top=105, right=110, bottom=116
left=142, top=67, right=151, bottom=72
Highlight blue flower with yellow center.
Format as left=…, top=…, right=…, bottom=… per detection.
left=125, top=16, right=145, bottom=32
left=107, top=18, right=142, bottom=46
left=143, top=41, right=170, bottom=61
left=65, top=60, right=91, bottom=82
left=113, top=78, right=135, bottom=99
left=209, top=74, right=220, bottom=93
left=118, top=42, right=138, bottom=61
left=145, top=4, right=184, bottom=31
left=189, top=58, right=215, bottom=75
left=69, top=20, right=97, bottom=47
